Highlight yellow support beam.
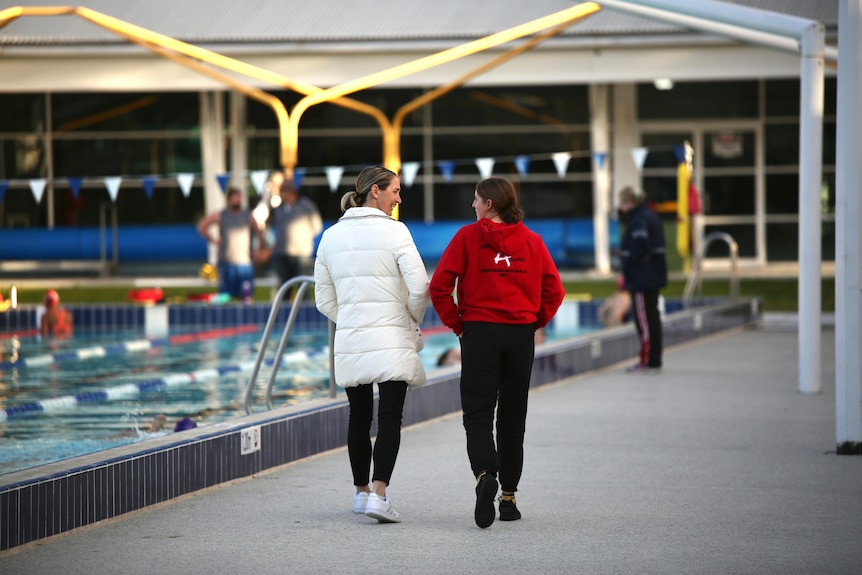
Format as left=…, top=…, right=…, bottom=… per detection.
left=0, top=6, right=393, bottom=174
left=287, top=2, right=601, bottom=174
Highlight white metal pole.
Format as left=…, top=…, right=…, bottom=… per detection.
left=797, top=24, right=825, bottom=394
left=835, top=0, right=862, bottom=452
left=596, top=0, right=800, bottom=55
left=590, top=83, right=611, bottom=274
left=230, top=91, right=248, bottom=201
left=631, top=0, right=812, bottom=39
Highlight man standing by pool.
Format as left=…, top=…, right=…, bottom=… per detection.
left=617, top=186, right=667, bottom=374
left=198, top=186, right=263, bottom=302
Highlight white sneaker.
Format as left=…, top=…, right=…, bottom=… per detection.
left=353, top=491, right=369, bottom=514
left=365, top=493, right=401, bottom=523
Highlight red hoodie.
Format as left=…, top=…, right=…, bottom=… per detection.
left=430, top=218, right=565, bottom=336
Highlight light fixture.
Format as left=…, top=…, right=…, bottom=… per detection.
left=654, top=78, right=674, bottom=90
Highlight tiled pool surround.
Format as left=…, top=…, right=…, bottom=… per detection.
left=0, top=298, right=759, bottom=552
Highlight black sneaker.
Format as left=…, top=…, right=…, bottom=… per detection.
left=499, top=495, right=521, bottom=521
left=474, top=472, right=498, bottom=528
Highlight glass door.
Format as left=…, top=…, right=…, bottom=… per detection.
left=640, top=123, right=763, bottom=267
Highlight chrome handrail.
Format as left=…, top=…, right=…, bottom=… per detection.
left=683, top=231, right=739, bottom=309
left=243, top=275, right=328, bottom=414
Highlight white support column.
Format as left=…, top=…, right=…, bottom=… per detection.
left=797, top=23, right=825, bottom=394
left=835, top=0, right=862, bottom=453
left=589, top=83, right=611, bottom=274
left=230, top=91, right=248, bottom=204
left=200, top=91, right=226, bottom=266
left=612, top=83, right=639, bottom=203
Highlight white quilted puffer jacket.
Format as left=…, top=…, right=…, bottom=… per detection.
left=314, top=207, right=429, bottom=390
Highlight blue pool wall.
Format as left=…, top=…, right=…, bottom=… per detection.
left=0, top=297, right=758, bottom=552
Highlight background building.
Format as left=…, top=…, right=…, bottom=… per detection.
left=0, top=0, right=839, bottom=271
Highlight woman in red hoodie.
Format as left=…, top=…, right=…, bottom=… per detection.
left=429, top=176, right=565, bottom=529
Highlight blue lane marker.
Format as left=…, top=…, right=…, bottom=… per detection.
left=0, top=346, right=329, bottom=422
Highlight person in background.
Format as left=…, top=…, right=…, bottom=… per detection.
left=598, top=275, right=632, bottom=327
left=197, top=186, right=263, bottom=303
left=173, top=417, right=197, bottom=432
left=429, top=176, right=565, bottom=529
left=436, top=347, right=462, bottom=367
left=314, top=165, right=429, bottom=524
left=269, top=180, right=323, bottom=288
left=617, top=186, right=668, bottom=374
left=40, top=289, right=73, bottom=338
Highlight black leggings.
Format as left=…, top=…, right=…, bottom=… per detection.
left=345, top=381, right=408, bottom=487
left=459, top=322, right=535, bottom=493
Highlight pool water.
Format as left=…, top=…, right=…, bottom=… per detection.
left=0, top=325, right=590, bottom=476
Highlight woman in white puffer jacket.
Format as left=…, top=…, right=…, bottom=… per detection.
left=314, top=165, right=429, bottom=524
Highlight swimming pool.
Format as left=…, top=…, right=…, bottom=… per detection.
left=0, top=325, right=600, bottom=475
left=0, top=319, right=597, bottom=476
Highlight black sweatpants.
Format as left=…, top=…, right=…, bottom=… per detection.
left=632, top=289, right=663, bottom=368
left=459, top=321, right=536, bottom=493
left=345, top=381, right=407, bottom=487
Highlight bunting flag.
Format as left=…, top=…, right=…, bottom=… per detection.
left=29, top=179, right=47, bottom=204
left=177, top=173, right=194, bottom=198
left=3, top=144, right=686, bottom=205
left=514, top=155, right=530, bottom=177
left=68, top=177, right=83, bottom=200
left=631, top=147, right=649, bottom=170
left=401, top=162, right=420, bottom=187
left=293, top=168, right=306, bottom=190
left=592, top=151, right=608, bottom=171
left=325, top=166, right=344, bottom=192
left=250, top=170, right=269, bottom=195
left=104, top=176, right=122, bottom=202
left=142, top=176, right=158, bottom=200
left=437, top=160, right=455, bottom=183
left=551, top=152, right=571, bottom=178
left=475, top=157, right=495, bottom=179
left=216, top=173, right=231, bottom=193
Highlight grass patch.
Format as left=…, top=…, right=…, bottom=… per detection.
left=6, top=277, right=834, bottom=312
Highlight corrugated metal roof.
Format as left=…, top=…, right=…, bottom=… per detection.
left=0, top=0, right=838, bottom=46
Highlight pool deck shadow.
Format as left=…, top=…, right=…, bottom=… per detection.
left=2, top=315, right=861, bottom=573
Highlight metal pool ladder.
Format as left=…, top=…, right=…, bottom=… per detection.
left=682, top=231, right=740, bottom=310
left=243, top=275, right=336, bottom=414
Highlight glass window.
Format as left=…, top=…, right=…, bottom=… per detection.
left=765, top=220, right=835, bottom=262
left=638, top=81, right=759, bottom=119
left=765, top=174, right=798, bottom=214
left=51, top=93, right=200, bottom=132
left=765, top=123, right=799, bottom=166
left=0, top=136, right=46, bottom=179
left=703, top=131, right=755, bottom=168
left=433, top=85, right=589, bottom=126
left=765, top=77, right=837, bottom=117
left=0, top=94, right=45, bottom=132
left=702, top=176, right=755, bottom=215
left=641, top=133, right=691, bottom=169
left=53, top=138, right=202, bottom=177
left=765, top=222, right=797, bottom=261
left=766, top=122, right=836, bottom=166
left=431, top=132, right=590, bottom=171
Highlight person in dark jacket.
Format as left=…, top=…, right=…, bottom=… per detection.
left=618, top=186, right=668, bottom=374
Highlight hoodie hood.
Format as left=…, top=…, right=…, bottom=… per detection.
left=476, top=218, right=530, bottom=255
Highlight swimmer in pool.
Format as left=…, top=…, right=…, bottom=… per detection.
left=40, top=289, right=73, bottom=339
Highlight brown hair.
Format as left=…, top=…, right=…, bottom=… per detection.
left=475, top=177, right=523, bottom=224
left=339, top=166, right=398, bottom=212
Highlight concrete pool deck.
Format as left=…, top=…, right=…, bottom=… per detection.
left=1, top=323, right=859, bottom=574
